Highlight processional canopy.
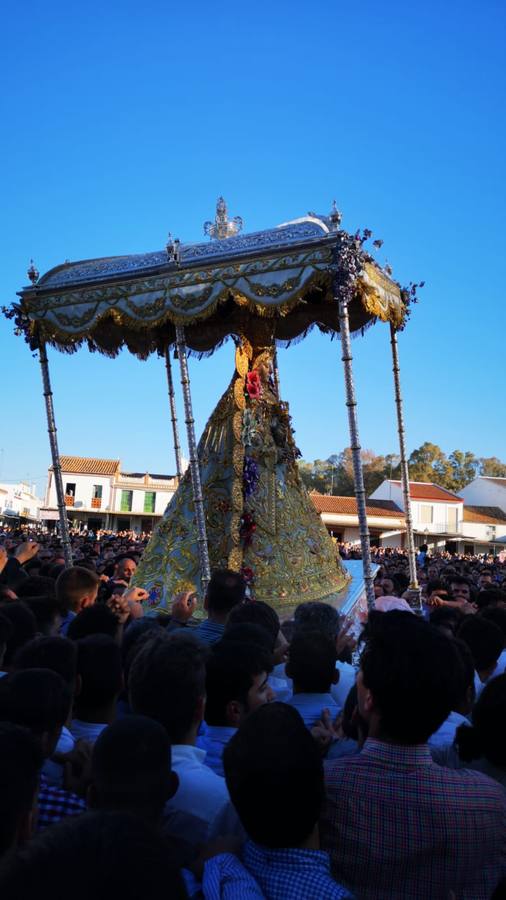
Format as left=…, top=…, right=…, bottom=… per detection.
left=14, top=199, right=406, bottom=357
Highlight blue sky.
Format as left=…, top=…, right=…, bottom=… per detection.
left=1, top=1, right=505, bottom=495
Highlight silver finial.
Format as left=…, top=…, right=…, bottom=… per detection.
left=166, top=233, right=181, bottom=264
left=329, top=200, right=342, bottom=231
left=27, top=259, right=39, bottom=284
left=204, top=196, right=243, bottom=240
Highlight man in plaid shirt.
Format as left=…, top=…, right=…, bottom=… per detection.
left=321, top=611, right=506, bottom=899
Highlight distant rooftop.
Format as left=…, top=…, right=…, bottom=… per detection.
left=463, top=505, right=506, bottom=525
left=54, top=456, right=120, bottom=476
left=310, top=492, right=404, bottom=519
left=388, top=480, right=462, bottom=502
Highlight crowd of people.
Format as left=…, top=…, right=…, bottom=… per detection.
left=0, top=525, right=506, bottom=898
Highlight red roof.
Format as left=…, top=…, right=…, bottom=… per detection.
left=389, top=481, right=462, bottom=503
left=463, top=506, right=506, bottom=525
left=310, top=493, right=404, bottom=519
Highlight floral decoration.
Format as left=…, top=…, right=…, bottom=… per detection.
left=243, top=456, right=259, bottom=498
left=241, top=409, right=259, bottom=447
left=240, top=512, right=256, bottom=547
left=246, top=370, right=262, bottom=400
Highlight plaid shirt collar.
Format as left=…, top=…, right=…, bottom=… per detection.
left=360, top=737, right=433, bottom=767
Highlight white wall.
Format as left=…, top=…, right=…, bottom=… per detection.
left=369, top=481, right=404, bottom=508
left=461, top=478, right=506, bottom=510
left=0, top=482, right=42, bottom=519
left=48, top=473, right=113, bottom=511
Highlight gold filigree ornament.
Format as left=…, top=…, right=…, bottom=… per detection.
left=228, top=546, right=243, bottom=572
left=233, top=377, right=246, bottom=410
left=233, top=444, right=245, bottom=477
left=233, top=410, right=244, bottom=442
left=235, top=344, right=250, bottom=378
left=231, top=480, right=244, bottom=513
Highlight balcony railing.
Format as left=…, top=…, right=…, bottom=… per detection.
left=91, top=497, right=102, bottom=509
left=418, top=520, right=462, bottom=535
left=64, top=495, right=74, bottom=507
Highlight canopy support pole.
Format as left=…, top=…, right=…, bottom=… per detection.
left=38, top=341, right=73, bottom=567
left=273, top=348, right=281, bottom=398
left=389, top=322, right=420, bottom=599
left=175, top=325, right=211, bottom=590
left=164, top=347, right=183, bottom=480
left=337, top=291, right=375, bottom=610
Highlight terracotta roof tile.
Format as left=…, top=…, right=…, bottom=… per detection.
left=389, top=481, right=462, bottom=502
left=55, top=456, right=120, bottom=476
left=463, top=505, right=506, bottom=525
left=310, top=493, right=404, bottom=519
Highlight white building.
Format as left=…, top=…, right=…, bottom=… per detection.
left=45, top=456, right=178, bottom=533
left=0, top=481, right=43, bottom=525
left=370, top=479, right=504, bottom=554
left=310, top=492, right=406, bottom=547
left=460, top=476, right=506, bottom=511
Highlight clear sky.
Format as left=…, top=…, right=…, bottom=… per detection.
left=1, top=0, right=505, bottom=496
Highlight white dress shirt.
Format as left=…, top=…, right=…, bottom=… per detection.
left=70, top=719, right=108, bottom=744
left=166, top=744, right=241, bottom=847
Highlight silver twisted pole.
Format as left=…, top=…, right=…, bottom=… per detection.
left=38, top=341, right=73, bottom=567
left=389, top=322, right=420, bottom=598
left=175, top=325, right=211, bottom=589
left=164, top=347, right=183, bottom=480
left=273, top=348, right=281, bottom=399
left=337, top=293, right=376, bottom=610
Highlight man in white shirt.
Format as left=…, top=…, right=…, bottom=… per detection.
left=129, top=631, right=241, bottom=847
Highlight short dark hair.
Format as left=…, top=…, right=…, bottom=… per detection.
left=67, top=605, right=120, bottom=642
left=0, top=603, right=37, bottom=667
left=56, top=567, right=99, bottom=614
left=75, top=636, right=123, bottom=715
left=293, top=601, right=339, bottom=640
left=360, top=611, right=462, bottom=743
left=456, top=673, right=506, bottom=766
left=457, top=616, right=504, bottom=672
left=91, top=716, right=172, bottom=822
left=224, top=703, right=324, bottom=847
left=13, top=636, right=77, bottom=687
left=287, top=631, right=336, bottom=693
left=226, top=602, right=280, bottom=650
left=0, top=669, right=71, bottom=736
left=205, top=640, right=273, bottom=726
left=19, top=595, right=61, bottom=636
left=206, top=569, right=246, bottom=614
left=129, top=632, right=207, bottom=743
left=0, top=723, right=43, bottom=856
left=16, top=576, right=56, bottom=599
left=429, top=606, right=465, bottom=636
left=222, top=622, right=273, bottom=653
left=480, top=606, right=506, bottom=640
left=0, top=811, right=187, bottom=899
left=475, top=588, right=506, bottom=611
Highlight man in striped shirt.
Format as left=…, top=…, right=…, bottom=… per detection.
left=193, top=569, right=246, bottom=645
left=321, top=610, right=506, bottom=899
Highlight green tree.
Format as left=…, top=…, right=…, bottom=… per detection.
left=447, top=450, right=480, bottom=491
left=480, top=457, right=506, bottom=478
left=407, top=442, right=453, bottom=488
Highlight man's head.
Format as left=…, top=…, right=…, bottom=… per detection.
left=129, top=632, right=208, bottom=744
left=75, top=635, right=123, bottom=721
left=475, top=588, right=506, bottom=611
left=205, top=569, right=246, bottom=620
left=479, top=570, right=494, bottom=589
left=16, top=576, right=56, bottom=600
left=224, top=702, right=324, bottom=848
left=89, top=716, right=177, bottom=823
left=449, top=578, right=472, bottom=604
left=0, top=603, right=37, bottom=671
left=67, top=605, right=121, bottom=642
left=205, top=640, right=274, bottom=728
left=0, top=669, right=71, bottom=758
left=293, top=601, right=339, bottom=641
left=286, top=631, right=337, bottom=694
left=0, top=811, right=187, bottom=900
left=20, top=595, right=62, bottom=636
left=13, top=636, right=78, bottom=693
left=457, top=616, right=504, bottom=680
left=56, top=566, right=99, bottom=615
left=113, top=557, right=137, bottom=583
left=357, top=611, right=463, bottom=744
left=0, top=723, right=43, bottom=858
